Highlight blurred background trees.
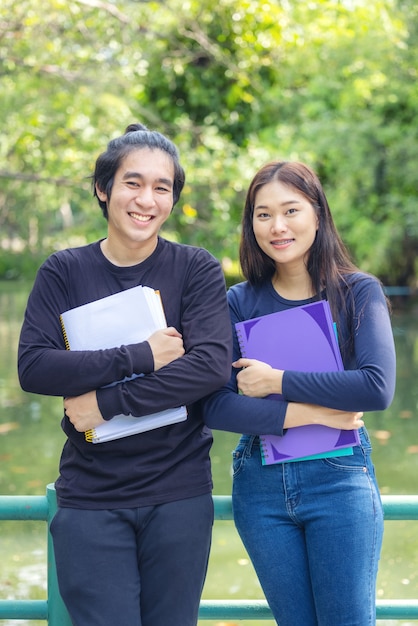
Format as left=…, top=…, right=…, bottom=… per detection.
left=0, top=0, right=417, bottom=286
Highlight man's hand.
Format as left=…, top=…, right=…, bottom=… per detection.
left=64, top=391, right=106, bottom=432
left=147, top=327, right=185, bottom=371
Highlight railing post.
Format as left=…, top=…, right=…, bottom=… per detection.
left=46, top=484, right=73, bottom=626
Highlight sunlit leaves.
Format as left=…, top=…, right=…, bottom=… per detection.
left=0, top=0, right=417, bottom=285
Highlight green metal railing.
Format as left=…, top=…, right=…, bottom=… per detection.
left=1, top=486, right=418, bottom=622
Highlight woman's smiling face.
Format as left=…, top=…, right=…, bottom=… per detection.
left=252, top=180, right=319, bottom=271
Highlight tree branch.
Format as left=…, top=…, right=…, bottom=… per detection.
left=0, top=170, right=90, bottom=189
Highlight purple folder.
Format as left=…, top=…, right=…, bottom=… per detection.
left=235, top=300, right=360, bottom=464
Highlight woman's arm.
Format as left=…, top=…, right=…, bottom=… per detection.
left=203, top=276, right=388, bottom=436
left=230, top=278, right=396, bottom=412
left=281, top=278, right=396, bottom=411
left=284, top=403, right=364, bottom=430
left=203, top=366, right=363, bottom=436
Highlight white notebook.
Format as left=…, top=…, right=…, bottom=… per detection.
left=60, top=285, right=187, bottom=443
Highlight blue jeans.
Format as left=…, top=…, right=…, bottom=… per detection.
left=50, top=493, right=214, bottom=626
left=232, top=429, right=383, bottom=626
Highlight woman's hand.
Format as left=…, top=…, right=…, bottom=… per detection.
left=233, top=359, right=364, bottom=431
left=64, top=391, right=106, bottom=432
left=285, top=403, right=364, bottom=430
left=234, top=358, right=283, bottom=397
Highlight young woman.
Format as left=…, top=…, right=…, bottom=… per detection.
left=18, top=123, right=232, bottom=626
left=203, top=161, right=396, bottom=626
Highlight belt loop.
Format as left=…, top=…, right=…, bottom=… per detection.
left=245, top=435, right=257, bottom=457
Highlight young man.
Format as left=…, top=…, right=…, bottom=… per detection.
left=18, top=123, right=232, bottom=626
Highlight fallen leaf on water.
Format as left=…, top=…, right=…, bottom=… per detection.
left=373, top=430, right=392, bottom=444
left=0, top=422, right=19, bottom=434
left=11, top=466, right=28, bottom=474
left=407, top=446, right=418, bottom=454
left=26, top=479, right=43, bottom=488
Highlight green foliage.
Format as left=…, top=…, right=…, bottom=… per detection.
left=0, top=0, right=417, bottom=286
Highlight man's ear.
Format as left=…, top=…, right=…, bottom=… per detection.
left=95, top=183, right=107, bottom=202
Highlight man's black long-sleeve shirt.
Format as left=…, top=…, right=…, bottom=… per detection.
left=18, top=238, right=232, bottom=509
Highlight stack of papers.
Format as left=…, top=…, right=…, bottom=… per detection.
left=60, top=285, right=187, bottom=443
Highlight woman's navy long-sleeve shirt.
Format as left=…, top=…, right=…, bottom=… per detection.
left=203, top=273, right=396, bottom=436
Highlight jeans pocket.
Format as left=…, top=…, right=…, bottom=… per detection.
left=359, top=425, right=372, bottom=452
left=232, top=446, right=245, bottom=477
left=322, top=427, right=374, bottom=472
left=232, top=436, right=254, bottom=477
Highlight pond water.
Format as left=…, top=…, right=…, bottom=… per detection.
left=0, top=282, right=417, bottom=626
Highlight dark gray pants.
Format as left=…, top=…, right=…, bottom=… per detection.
left=50, top=493, right=214, bottom=626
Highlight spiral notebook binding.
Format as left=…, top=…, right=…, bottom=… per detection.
left=59, top=315, right=71, bottom=351
left=85, top=428, right=96, bottom=442
left=259, top=436, right=269, bottom=460
left=235, top=328, right=246, bottom=356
